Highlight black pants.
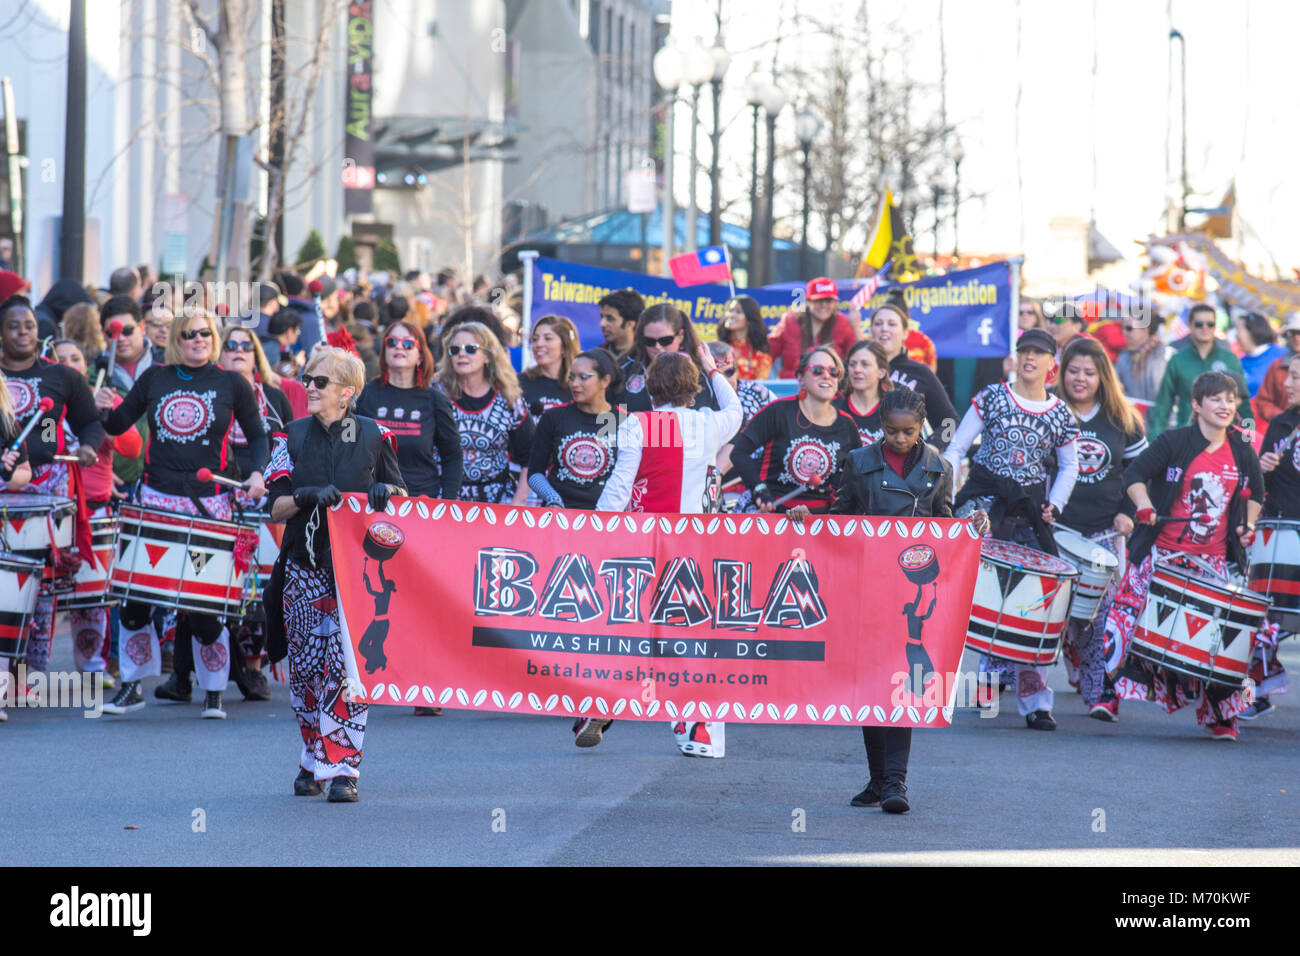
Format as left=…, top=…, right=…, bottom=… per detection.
left=862, top=726, right=912, bottom=784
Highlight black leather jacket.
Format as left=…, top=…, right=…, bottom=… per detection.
left=829, top=443, right=953, bottom=518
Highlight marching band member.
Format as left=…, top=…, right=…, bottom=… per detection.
left=0, top=371, right=31, bottom=722
left=835, top=340, right=893, bottom=447
left=96, top=310, right=267, bottom=719
left=520, top=315, right=580, bottom=423
left=51, top=340, right=144, bottom=686
left=436, top=322, right=532, bottom=505
left=1237, top=354, right=1300, bottom=718
left=944, top=327, right=1080, bottom=730
left=794, top=387, right=970, bottom=813
left=868, top=302, right=957, bottom=449
left=1105, top=370, right=1263, bottom=740
left=608, top=304, right=716, bottom=414
left=0, top=297, right=104, bottom=695
left=357, top=318, right=462, bottom=716
left=265, top=347, right=406, bottom=802
left=1054, top=337, right=1146, bottom=720
left=730, top=346, right=861, bottom=514
left=595, top=346, right=742, bottom=756
left=526, top=348, right=621, bottom=511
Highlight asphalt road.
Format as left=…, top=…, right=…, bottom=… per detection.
left=5, top=642, right=1298, bottom=866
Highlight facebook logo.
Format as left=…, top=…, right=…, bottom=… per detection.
left=968, top=315, right=995, bottom=347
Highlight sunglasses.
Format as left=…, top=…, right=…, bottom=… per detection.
left=301, top=374, right=338, bottom=390
left=386, top=336, right=417, bottom=350
left=223, top=340, right=255, bottom=352
left=803, top=364, right=842, bottom=379
left=447, top=343, right=480, bottom=356
left=179, top=327, right=213, bottom=340
left=643, top=335, right=678, bottom=348
left=1191, top=320, right=1215, bottom=329
left=115, top=323, right=138, bottom=336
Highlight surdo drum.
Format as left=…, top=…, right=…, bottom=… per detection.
left=1051, top=526, right=1119, bottom=622
left=1131, top=561, right=1268, bottom=688
left=0, top=551, right=43, bottom=658
left=1247, top=518, right=1300, bottom=631
left=63, top=512, right=120, bottom=609
left=110, top=504, right=249, bottom=616
left=965, top=539, right=1078, bottom=665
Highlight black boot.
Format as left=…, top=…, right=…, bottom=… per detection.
left=328, top=776, right=358, bottom=803
left=851, top=780, right=882, bottom=807
left=881, top=778, right=910, bottom=814
left=294, top=768, right=323, bottom=796
left=154, top=670, right=192, bottom=702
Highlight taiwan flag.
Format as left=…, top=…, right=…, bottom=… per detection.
left=668, top=245, right=733, bottom=287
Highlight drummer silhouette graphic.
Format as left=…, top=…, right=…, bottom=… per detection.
left=897, top=545, right=940, bottom=697
left=357, top=520, right=404, bottom=674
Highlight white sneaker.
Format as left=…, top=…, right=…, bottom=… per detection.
left=673, top=720, right=725, bottom=758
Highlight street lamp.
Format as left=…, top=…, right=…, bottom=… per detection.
left=1170, top=27, right=1187, bottom=231
left=951, top=141, right=965, bottom=259
left=795, top=105, right=821, bottom=278
left=761, top=82, right=787, bottom=286
left=708, top=41, right=731, bottom=247
left=684, top=40, right=716, bottom=253
left=744, top=70, right=768, bottom=284
left=653, top=43, right=686, bottom=275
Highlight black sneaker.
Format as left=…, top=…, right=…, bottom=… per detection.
left=850, top=781, right=882, bottom=808
left=327, top=776, right=358, bottom=803
left=294, top=768, right=323, bottom=796
left=154, top=671, right=192, bottom=702
left=238, top=668, right=271, bottom=702
left=881, top=781, right=910, bottom=814
left=1026, top=710, right=1057, bottom=731
left=201, top=690, right=226, bottom=719
left=103, top=681, right=145, bottom=715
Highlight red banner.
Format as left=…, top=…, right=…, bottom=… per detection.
left=326, top=497, right=981, bottom=728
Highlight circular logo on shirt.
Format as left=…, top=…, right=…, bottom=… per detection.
left=6, top=378, right=36, bottom=416
left=626, top=374, right=645, bottom=394
left=1075, top=436, right=1111, bottom=481
left=124, top=632, right=153, bottom=666
left=786, top=439, right=833, bottom=485
left=158, top=393, right=211, bottom=440
left=561, top=436, right=611, bottom=480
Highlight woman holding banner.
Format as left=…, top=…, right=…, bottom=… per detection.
left=436, top=322, right=533, bottom=506
left=265, top=347, right=406, bottom=802
left=527, top=348, right=621, bottom=511
left=593, top=345, right=743, bottom=755
left=730, top=346, right=860, bottom=514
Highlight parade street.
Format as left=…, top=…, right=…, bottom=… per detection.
left=7, top=641, right=1298, bottom=867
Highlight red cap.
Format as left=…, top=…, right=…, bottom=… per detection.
left=0, top=270, right=29, bottom=303
left=805, top=277, right=838, bottom=302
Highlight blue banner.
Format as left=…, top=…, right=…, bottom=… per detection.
left=528, top=257, right=1013, bottom=358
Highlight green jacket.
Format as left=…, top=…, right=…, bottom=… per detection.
left=1148, top=340, right=1253, bottom=438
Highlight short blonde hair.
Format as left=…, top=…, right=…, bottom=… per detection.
left=165, top=310, right=221, bottom=366
left=304, top=347, right=365, bottom=404
left=219, top=323, right=274, bottom=383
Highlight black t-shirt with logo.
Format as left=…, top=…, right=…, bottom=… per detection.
left=1261, top=406, right=1300, bottom=518
left=103, top=363, right=267, bottom=497
left=3, top=358, right=106, bottom=467
left=526, top=402, right=618, bottom=510
left=520, top=373, right=571, bottom=424
left=1057, top=405, right=1146, bottom=536
left=356, top=380, right=463, bottom=498
left=834, top=394, right=884, bottom=447
left=730, top=397, right=861, bottom=511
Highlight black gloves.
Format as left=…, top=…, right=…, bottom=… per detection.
left=753, top=483, right=773, bottom=508
left=293, top=484, right=342, bottom=509
left=368, top=483, right=395, bottom=512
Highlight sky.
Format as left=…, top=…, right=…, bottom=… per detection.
left=665, top=0, right=1300, bottom=281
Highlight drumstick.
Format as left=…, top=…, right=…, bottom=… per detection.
left=92, top=368, right=105, bottom=391
left=196, top=467, right=246, bottom=490
left=10, top=397, right=54, bottom=451
left=772, top=474, right=824, bottom=508
left=53, top=454, right=81, bottom=463
left=104, top=318, right=123, bottom=381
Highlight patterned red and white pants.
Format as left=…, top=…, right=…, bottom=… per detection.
left=283, top=558, right=368, bottom=780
